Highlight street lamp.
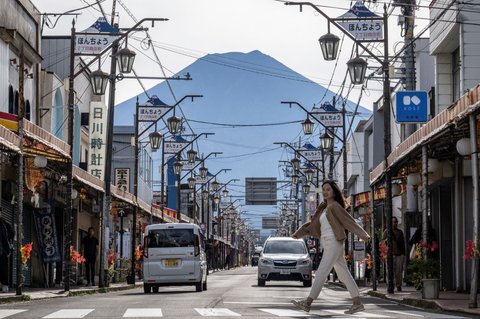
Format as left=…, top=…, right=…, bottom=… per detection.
left=320, top=130, right=333, bottom=150
left=302, top=116, right=314, bottom=135
left=285, top=0, right=393, bottom=293
left=202, top=189, right=210, bottom=200
left=167, top=115, right=182, bottom=135
left=188, top=175, right=196, bottom=189
left=199, top=166, right=208, bottom=179
left=291, top=157, right=300, bottom=171
left=318, top=23, right=340, bottom=61
left=148, top=131, right=162, bottom=150
left=302, top=183, right=310, bottom=194
left=89, top=67, right=109, bottom=95
left=222, top=189, right=229, bottom=197
left=173, top=159, right=183, bottom=175
left=187, top=148, right=197, bottom=163
left=347, top=55, right=368, bottom=85
left=211, top=179, right=220, bottom=192
left=116, top=46, right=136, bottom=74
left=213, top=195, right=220, bottom=205
left=291, top=174, right=299, bottom=185
left=304, top=169, right=314, bottom=183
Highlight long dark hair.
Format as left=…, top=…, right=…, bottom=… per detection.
left=322, top=180, right=346, bottom=209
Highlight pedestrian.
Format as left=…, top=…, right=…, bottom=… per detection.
left=82, top=227, right=99, bottom=286
left=291, top=180, right=370, bottom=314
left=0, top=208, right=14, bottom=293
left=224, top=253, right=231, bottom=269
left=383, top=216, right=405, bottom=291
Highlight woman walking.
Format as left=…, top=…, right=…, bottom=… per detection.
left=291, top=180, right=370, bottom=314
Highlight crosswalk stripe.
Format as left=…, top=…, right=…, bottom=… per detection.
left=42, top=309, right=95, bottom=318
left=325, top=309, right=392, bottom=318
left=195, top=308, right=241, bottom=316
left=123, top=308, right=163, bottom=317
left=387, top=310, right=469, bottom=319
left=258, top=308, right=311, bottom=317
left=0, top=310, right=28, bottom=318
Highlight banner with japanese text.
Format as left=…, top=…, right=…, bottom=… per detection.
left=33, top=208, right=61, bottom=263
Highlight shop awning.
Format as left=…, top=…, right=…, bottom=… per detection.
left=354, top=184, right=406, bottom=207
left=370, top=84, right=480, bottom=184
left=111, top=185, right=136, bottom=206
left=0, top=124, right=20, bottom=153
left=23, top=119, right=71, bottom=161
left=72, top=165, right=104, bottom=192
left=137, top=197, right=151, bottom=214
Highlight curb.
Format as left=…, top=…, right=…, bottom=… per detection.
left=0, top=284, right=138, bottom=304
left=366, top=291, right=442, bottom=311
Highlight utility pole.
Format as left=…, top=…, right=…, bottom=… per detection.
left=401, top=0, right=417, bottom=139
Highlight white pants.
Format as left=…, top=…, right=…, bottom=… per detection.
left=309, top=236, right=360, bottom=300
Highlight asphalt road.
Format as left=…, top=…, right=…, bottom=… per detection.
left=0, top=267, right=476, bottom=318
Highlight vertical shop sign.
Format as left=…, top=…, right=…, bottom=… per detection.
left=115, top=168, right=130, bottom=192
left=33, top=208, right=61, bottom=263
left=89, top=101, right=108, bottom=180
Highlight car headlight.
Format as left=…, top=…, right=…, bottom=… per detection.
left=300, top=258, right=312, bottom=265
left=260, top=258, right=273, bottom=265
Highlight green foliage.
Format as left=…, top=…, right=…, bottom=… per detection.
left=405, top=244, right=440, bottom=290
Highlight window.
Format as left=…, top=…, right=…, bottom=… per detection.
left=263, top=240, right=307, bottom=254
left=452, top=47, right=461, bottom=102
left=25, top=100, right=31, bottom=121
left=8, top=86, right=14, bottom=114
left=147, top=229, right=194, bottom=248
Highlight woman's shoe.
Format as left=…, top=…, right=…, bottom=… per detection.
left=344, top=303, right=364, bottom=314
left=291, top=299, right=311, bottom=312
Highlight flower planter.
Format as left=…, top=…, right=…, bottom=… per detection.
left=422, top=278, right=440, bottom=299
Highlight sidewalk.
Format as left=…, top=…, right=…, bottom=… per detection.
left=0, top=281, right=139, bottom=304
left=363, top=283, right=480, bottom=317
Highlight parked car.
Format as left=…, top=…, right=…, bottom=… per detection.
left=257, top=237, right=312, bottom=287
left=142, top=223, right=207, bottom=293
left=251, top=252, right=260, bottom=266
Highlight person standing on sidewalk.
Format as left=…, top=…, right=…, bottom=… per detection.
left=0, top=208, right=14, bottom=293
left=82, top=227, right=99, bottom=287
left=383, top=216, right=405, bottom=292
left=291, top=181, right=370, bottom=315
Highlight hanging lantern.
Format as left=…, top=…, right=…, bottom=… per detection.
left=199, top=166, right=208, bottom=178
left=89, top=68, right=109, bottom=95
left=347, top=56, right=368, bottom=85
left=302, top=183, right=310, bottom=194
left=117, top=47, right=136, bottom=74
left=407, top=173, right=421, bottom=185
left=222, top=188, right=229, bottom=197
left=213, top=195, right=220, bottom=205
left=304, top=169, right=314, bottom=183
left=320, top=131, right=333, bottom=150
left=318, top=32, right=340, bottom=61
left=173, top=160, right=183, bottom=175
left=211, top=180, right=220, bottom=191
left=291, top=158, right=300, bottom=171
left=202, top=190, right=210, bottom=200
left=167, top=115, right=182, bottom=135
left=427, top=158, right=440, bottom=173
left=187, top=149, right=197, bottom=163
left=391, top=183, right=401, bottom=196
left=33, top=155, right=47, bottom=168
left=302, top=117, right=314, bottom=135
left=148, top=131, right=162, bottom=150
left=188, top=176, right=196, bottom=189
left=291, top=174, right=299, bottom=185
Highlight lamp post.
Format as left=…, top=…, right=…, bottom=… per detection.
left=284, top=0, right=392, bottom=293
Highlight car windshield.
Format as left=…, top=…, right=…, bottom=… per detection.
left=147, top=229, right=194, bottom=248
left=263, top=240, right=307, bottom=254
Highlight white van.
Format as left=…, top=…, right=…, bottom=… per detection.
left=142, top=223, right=207, bottom=293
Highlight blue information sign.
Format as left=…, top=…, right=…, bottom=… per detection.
left=395, top=91, right=428, bottom=123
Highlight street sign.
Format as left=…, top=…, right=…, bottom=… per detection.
left=299, top=149, right=322, bottom=161
left=395, top=91, right=428, bottom=123
left=337, top=2, right=384, bottom=41
left=75, top=17, right=119, bottom=55
left=164, top=140, right=187, bottom=154
left=138, top=106, right=170, bottom=122
left=311, top=111, right=343, bottom=127
left=181, top=160, right=196, bottom=171
left=195, top=175, right=208, bottom=184
left=245, top=177, right=277, bottom=205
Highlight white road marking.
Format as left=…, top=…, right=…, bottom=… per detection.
left=42, top=309, right=94, bottom=318
left=0, top=310, right=28, bottom=318
left=195, top=308, right=241, bottom=316
left=258, top=308, right=311, bottom=317
left=386, top=310, right=425, bottom=317
left=123, top=308, right=163, bottom=317
left=387, top=310, right=469, bottom=319
left=223, top=301, right=292, bottom=305
left=325, top=309, right=392, bottom=318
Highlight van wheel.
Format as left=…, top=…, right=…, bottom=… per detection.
left=303, top=279, right=312, bottom=287
left=202, top=278, right=207, bottom=291
left=152, top=286, right=159, bottom=293
left=196, top=280, right=203, bottom=292
left=143, top=284, right=151, bottom=294
left=258, top=279, right=266, bottom=287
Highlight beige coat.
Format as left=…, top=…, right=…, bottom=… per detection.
left=292, top=201, right=370, bottom=242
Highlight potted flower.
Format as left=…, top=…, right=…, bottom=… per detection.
left=406, top=240, right=440, bottom=299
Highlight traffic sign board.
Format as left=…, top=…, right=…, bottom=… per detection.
left=395, top=91, right=428, bottom=123
left=311, top=111, right=343, bottom=127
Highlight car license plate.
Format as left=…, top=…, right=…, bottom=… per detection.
left=280, top=269, right=291, bottom=275
left=164, top=259, right=179, bottom=267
